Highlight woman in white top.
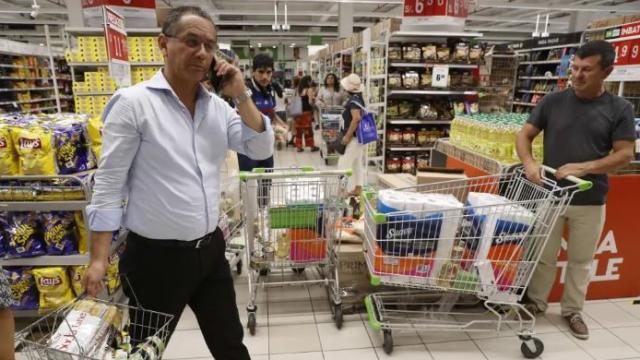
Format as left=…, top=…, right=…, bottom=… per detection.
left=316, top=73, right=347, bottom=108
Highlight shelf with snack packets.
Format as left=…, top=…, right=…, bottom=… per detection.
left=390, top=62, right=479, bottom=69
left=0, top=86, right=58, bottom=92
left=68, top=61, right=164, bottom=67
left=517, top=89, right=550, bottom=94
left=510, top=101, right=538, bottom=107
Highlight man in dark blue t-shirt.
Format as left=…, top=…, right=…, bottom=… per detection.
left=516, top=40, right=635, bottom=340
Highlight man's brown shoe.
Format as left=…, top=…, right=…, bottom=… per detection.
left=564, top=313, right=589, bottom=340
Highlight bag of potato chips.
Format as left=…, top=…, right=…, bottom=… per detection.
left=11, top=125, right=57, bottom=175
left=53, top=121, right=96, bottom=174
left=2, top=267, right=38, bottom=310
left=86, top=116, right=103, bottom=161
left=0, top=124, right=19, bottom=175
left=69, top=265, right=87, bottom=297
left=41, top=212, right=79, bottom=256
left=74, top=212, right=88, bottom=254
left=5, top=212, right=46, bottom=258
left=33, top=267, right=75, bottom=311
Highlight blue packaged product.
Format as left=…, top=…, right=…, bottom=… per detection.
left=5, top=212, right=46, bottom=258
left=41, top=212, right=79, bottom=255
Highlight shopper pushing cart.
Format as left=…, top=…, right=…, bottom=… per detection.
left=361, top=165, right=592, bottom=358
left=239, top=167, right=351, bottom=334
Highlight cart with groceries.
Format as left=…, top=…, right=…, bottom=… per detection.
left=362, top=165, right=593, bottom=358
left=318, top=106, right=343, bottom=166
left=239, top=167, right=350, bottom=334
left=219, top=174, right=245, bottom=275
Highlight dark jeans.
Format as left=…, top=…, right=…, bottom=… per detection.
left=119, top=228, right=250, bottom=360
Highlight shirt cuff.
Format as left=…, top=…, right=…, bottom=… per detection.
left=241, top=114, right=274, bottom=142
left=86, top=205, right=123, bottom=232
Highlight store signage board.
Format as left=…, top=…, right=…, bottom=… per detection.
left=82, top=0, right=157, bottom=28
left=103, top=6, right=131, bottom=87
left=403, top=0, right=469, bottom=25
left=431, top=65, right=449, bottom=88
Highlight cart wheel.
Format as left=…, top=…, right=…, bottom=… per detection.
left=247, top=312, right=257, bottom=336
left=520, top=337, right=544, bottom=359
left=333, top=304, right=343, bottom=329
left=383, top=330, right=394, bottom=355
left=236, top=260, right=243, bottom=275
left=292, top=267, right=305, bottom=274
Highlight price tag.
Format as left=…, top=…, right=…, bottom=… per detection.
left=432, top=65, right=449, bottom=88
left=103, top=6, right=131, bottom=87
left=628, top=40, right=640, bottom=65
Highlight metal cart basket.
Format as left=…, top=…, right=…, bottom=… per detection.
left=362, top=165, right=592, bottom=358
left=239, top=167, right=351, bottom=334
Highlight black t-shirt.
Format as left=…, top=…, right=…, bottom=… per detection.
left=342, top=94, right=365, bottom=133
left=527, top=89, right=635, bottom=205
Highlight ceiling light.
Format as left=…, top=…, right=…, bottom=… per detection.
left=258, top=43, right=262, bottom=47
left=272, top=45, right=277, bottom=48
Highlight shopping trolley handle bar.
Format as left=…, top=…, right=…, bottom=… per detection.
left=541, top=165, right=593, bottom=191
left=252, top=166, right=314, bottom=173
left=239, top=168, right=352, bottom=181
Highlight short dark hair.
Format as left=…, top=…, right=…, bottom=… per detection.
left=252, top=53, right=274, bottom=71
left=575, top=40, right=616, bottom=69
left=324, top=73, right=339, bottom=92
left=162, top=6, right=215, bottom=37
left=297, top=75, right=312, bottom=95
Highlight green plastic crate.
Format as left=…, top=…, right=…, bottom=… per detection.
left=269, top=205, right=319, bottom=229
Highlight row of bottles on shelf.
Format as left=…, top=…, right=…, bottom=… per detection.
left=385, top=151, right=431, bottom=174
left=450, top=113, right=543, bottom=164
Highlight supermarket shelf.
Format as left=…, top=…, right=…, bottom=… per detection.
left=434, top=138, right=508, bottom=175
left=387, top=119, right=451, bottom=125
left=368, top=156, right=383, bottom=161
left=511, top=101, right=538, bottom=107
left=392, top=31, right=483, bottom=38
left=372, top=41, right=387, bottom=46
left=0, top=200, right=87, bottom=212
left=606, top=34, right=640, bottom=44
left=66, top=26, right=161, bottom=35
left=0, top=86, right=55, bottom=92
left=390, top=62, right=479, bottom=69
left=370, top=74, right=387, bottom=80
left=516, top=43, right=580, bottom=52
left=369, top=102, right=385, bottom=108
left=0, top=76, right=50, bottom=80
left=517, top=89, right=551, bottom=94
left=74, top=91, right=115, bottom=96
left=519, top=76, right=568, bottom=80
left=518, top=60, right=562, bottom=65
left=387, top=146, right=433, bottom=152
left=0, top=254, right=89, bottom=267
left=0, top=63, right=36, bottom=69
left=0, top=97, right=57, bottom=106
left=389, top=89, right=478, bottom=96
left=23, top=106, right=58, bottom=113
left=68, top=61, right=162, bottom=67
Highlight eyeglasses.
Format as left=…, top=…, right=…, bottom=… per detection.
left=164, top=33, right=217, bottom=53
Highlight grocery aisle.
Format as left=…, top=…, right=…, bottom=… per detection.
left=161, top=147, right=640, bottom=360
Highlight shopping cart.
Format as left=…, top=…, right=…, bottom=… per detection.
left=220, top=175, right=245, bottom=275
left=15, top=296, right=173, bottom=360
left=318, top=106, right=343, bottom=166
left=362, top=165, right=592, bottom=358
left=239, top=167, right=351, bottom=334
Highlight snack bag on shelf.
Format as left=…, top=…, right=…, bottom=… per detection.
left=74, top=211, right=88, bottom=254
left=86, top=115, right=103, bottom=160
left=53, top=121, right=97, bottom=174
left=11, top=125, right=57, bottom=175
left=106, top=250, right=121, bottom=294
left=41, top=212, right=79, bottom=256
left=2, top=267, right=38, bottom=310
left=0, top=124, right=20, bottom=175
left=33, top=266, right=75, bottom=311
left=5, top=212, right=46, bottom=258
left=69, top=265, right=87, bottom=297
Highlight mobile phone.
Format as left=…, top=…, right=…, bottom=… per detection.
left=209, top=56, right=224, bottom=93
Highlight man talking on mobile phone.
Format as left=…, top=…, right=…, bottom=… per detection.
left=83, top=6, right=272, bottom=359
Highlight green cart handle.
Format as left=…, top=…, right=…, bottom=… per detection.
left=541, top=165, right=593, bottom=191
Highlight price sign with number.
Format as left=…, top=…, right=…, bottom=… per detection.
left=614, top=41, right=631, bottom=65
left=432, top=65, right=449, bottom=88
left=103, top=6, right=131, bottom=87
left=404, top=0, right=459, bottom=18
left=628, top=40, right=640, bottom=65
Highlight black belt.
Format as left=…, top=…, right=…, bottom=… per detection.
left=128, top=230, right=217, bottom=249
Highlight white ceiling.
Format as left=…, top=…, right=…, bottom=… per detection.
left=0, top=0, right=639, bottom=46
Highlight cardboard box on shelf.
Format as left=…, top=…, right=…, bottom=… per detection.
left=416, top=168, right=469, bottom=202
left=377, top=173, right=416, bottom=189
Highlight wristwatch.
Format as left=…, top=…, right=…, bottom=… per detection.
left=233, top=89, right=253, bottom=106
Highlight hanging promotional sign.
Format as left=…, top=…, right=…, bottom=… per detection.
left=403, top=0, right=469, bottom=25
left=82, top=0, right=157, bottom=28
left=103, top=6, right=131, bottom=87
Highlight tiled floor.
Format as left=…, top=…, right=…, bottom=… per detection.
left=163, top=147, right=640, bottom=360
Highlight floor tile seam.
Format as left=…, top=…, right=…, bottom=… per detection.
left=610, top=301, right=640, bottom=322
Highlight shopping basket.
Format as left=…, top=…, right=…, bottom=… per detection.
left=362, top=165, right=592, bottom=358
left=15, top=296, right=174, bottom=360
left=239, top=167, right=351, bottom=334
left=318, top=106, right=343, bottom=166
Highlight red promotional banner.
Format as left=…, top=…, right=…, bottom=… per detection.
left=103, top=6, right=131, bottom=87
left=628, top=40, right=640, bottom=65
left=613, top=41, right=631, bottom=65
left=81, top=0, right=155, bottom=9
left=404, top=0, right=468, bottom=18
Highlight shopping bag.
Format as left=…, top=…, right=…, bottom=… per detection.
left=350, top=101, right=378, bottom=145
left=287, top=95, right=303, bottom=117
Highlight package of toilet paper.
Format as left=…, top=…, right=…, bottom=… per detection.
left=460, top=192, right=535, bottom=289
left=375, top=189, right=464, bottom=279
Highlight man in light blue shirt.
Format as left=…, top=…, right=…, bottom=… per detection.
left=82, top=6, right=272, bottom=359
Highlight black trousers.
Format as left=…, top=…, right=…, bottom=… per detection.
left=119, top=228, right=250, bottom=360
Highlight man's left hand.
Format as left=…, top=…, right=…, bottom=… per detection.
left=556, top=162, right=590, bottom=180
left=215, top=60, right=246, bottom=98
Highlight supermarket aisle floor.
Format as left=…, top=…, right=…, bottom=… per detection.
left=164, top=146, right=640, bottom=360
